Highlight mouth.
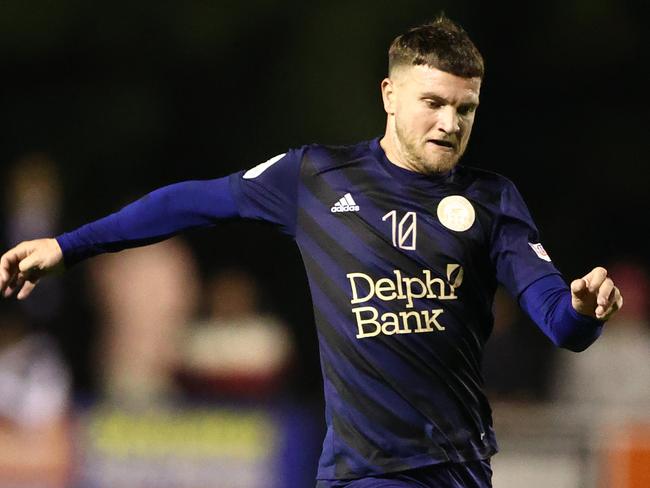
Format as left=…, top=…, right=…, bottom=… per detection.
left=427, top=139, right=455, bottom=150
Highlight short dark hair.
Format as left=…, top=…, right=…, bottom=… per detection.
left=388, top=15, right=484, bottom=79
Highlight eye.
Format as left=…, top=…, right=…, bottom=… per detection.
left=425, top=99, right=442, bottom=109
left=458, top=105, right=477, bottom=116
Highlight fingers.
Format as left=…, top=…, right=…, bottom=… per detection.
left=587, top=267, right=621, bottom=319
left=3, top=273, right=25, bottom=299
left=2, top=275, right=16, bottom=298
left=570, top=278, right=589, bottom=298
left=0, top=241, right=39, bottom=298
left=16, top=279, right=38, bottom=300
left=0, top=250, right=21, bottom=296
left=18, top=252, right=42, bottom=275
left=582, top=266, right=608, bottom=293
left=572, top=266, right=625, bottom=321
left=595, top=278, right=615, bottom=318
left=599, top=286, right=623, bottom=321
left=577, top=266, right=625, bottom=321
left=0, top=267, right=9, bottom=296
left=4, top=275, right=39, bottom=300
left=1, top=239, right=61, bottom=300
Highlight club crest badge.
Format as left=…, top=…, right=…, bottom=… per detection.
left=437, top=195, right=475, bottom=232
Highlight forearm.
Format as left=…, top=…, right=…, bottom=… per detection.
left=56, top=176, right=238, bottom=266
left=519, top=274, right=604, bottom=352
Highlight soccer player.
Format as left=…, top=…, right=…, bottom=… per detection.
left=0, top=16, right=623, bottom=488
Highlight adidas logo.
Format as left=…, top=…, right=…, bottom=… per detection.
left=331, top=193, right=359, bottom=213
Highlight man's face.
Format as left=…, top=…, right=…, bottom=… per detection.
left=381, top=65, right=481, bottom=174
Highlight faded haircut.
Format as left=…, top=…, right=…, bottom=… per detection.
left=388, top=14, right=484, bottom=79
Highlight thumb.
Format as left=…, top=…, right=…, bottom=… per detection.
left=571, top=278, right=589, bottom=298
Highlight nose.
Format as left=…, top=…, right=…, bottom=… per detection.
left=437, top=106, right=460, bottom=135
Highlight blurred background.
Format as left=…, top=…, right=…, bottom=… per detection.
left=0, top=0, right=648, bottom=487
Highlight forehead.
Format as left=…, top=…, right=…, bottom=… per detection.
left=394, top=65, right=481, bottom=103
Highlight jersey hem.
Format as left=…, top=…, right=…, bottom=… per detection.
left=315, top=445, right=498, bottom=481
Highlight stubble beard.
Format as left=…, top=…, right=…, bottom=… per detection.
left=394, top=123, right=462, bottom=176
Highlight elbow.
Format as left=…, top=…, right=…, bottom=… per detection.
left=554, top=327, right=603, bottom=353
left=558, top=339, right=592, bottom=353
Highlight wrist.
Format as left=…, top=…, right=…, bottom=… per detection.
left=568, top=301, right=603, bottom=324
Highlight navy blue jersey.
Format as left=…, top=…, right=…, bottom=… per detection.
left=229, top=138, right=560, bottom=480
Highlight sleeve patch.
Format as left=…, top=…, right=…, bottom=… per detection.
left=529, top=242, right=552, bottom=262
left=243, top=153, right=287, bottom=179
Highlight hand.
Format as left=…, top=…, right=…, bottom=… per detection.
left=571, top=266, right=623, bottom=321
left=0, top=238, right=64, bottom=300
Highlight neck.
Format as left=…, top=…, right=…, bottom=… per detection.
left=380, top=121, right=420, bottom=174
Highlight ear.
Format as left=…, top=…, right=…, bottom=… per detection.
left=381, top=78, right=396, bottom=115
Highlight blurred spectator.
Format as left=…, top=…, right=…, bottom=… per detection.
left=483, top=287, right=555, bottom=403
left=87, top=238, right=199, bottom=403
left=0, top=301, right=72, bottom=487
left=553, top=260, right=650, bottom=420
left=4, top=153, right=64, bottom=323
left=5, top=153, right=62, bottom=244
left=177, top=267, right=293, bottom=401
left=0, top=154, right=72, bottom=485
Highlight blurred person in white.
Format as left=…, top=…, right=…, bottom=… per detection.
left=0, top=301, right=71, bottom=485
left=87, top=238, right=199, bottom=402
left=177, top=267, right=293, bottom=401
left=554, top=259, right=650, bottom=419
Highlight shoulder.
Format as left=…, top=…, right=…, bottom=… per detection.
left=298, top=140, right=374, bottom=176
left=452, top=165, right=522, bottom=205
left=238, top=140, right=373, bottom=182
left=453, top=164, right=515, bottom=189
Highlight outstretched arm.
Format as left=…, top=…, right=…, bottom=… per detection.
left=519, top=267, right=623, bottom=352
left=56, top=177, right=238, bottom=265
left=0, top=176, right=238, bottom=300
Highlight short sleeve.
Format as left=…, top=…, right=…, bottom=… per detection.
left=228, top=148, right=303, bottom=237
left=490, top=178, right=561, bottom=298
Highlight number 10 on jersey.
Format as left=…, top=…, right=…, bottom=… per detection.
left=382, top=211, right=417, bottom=250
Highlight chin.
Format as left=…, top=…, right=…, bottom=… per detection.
left=420, top=155, right=459, bottom=175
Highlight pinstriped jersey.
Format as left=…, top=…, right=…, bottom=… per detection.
left=229, top=137, right=560, bottom=480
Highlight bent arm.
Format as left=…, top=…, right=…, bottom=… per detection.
left=519, top=274, right=604, bottom=352
left=57, top=176, right=238, bottom=267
